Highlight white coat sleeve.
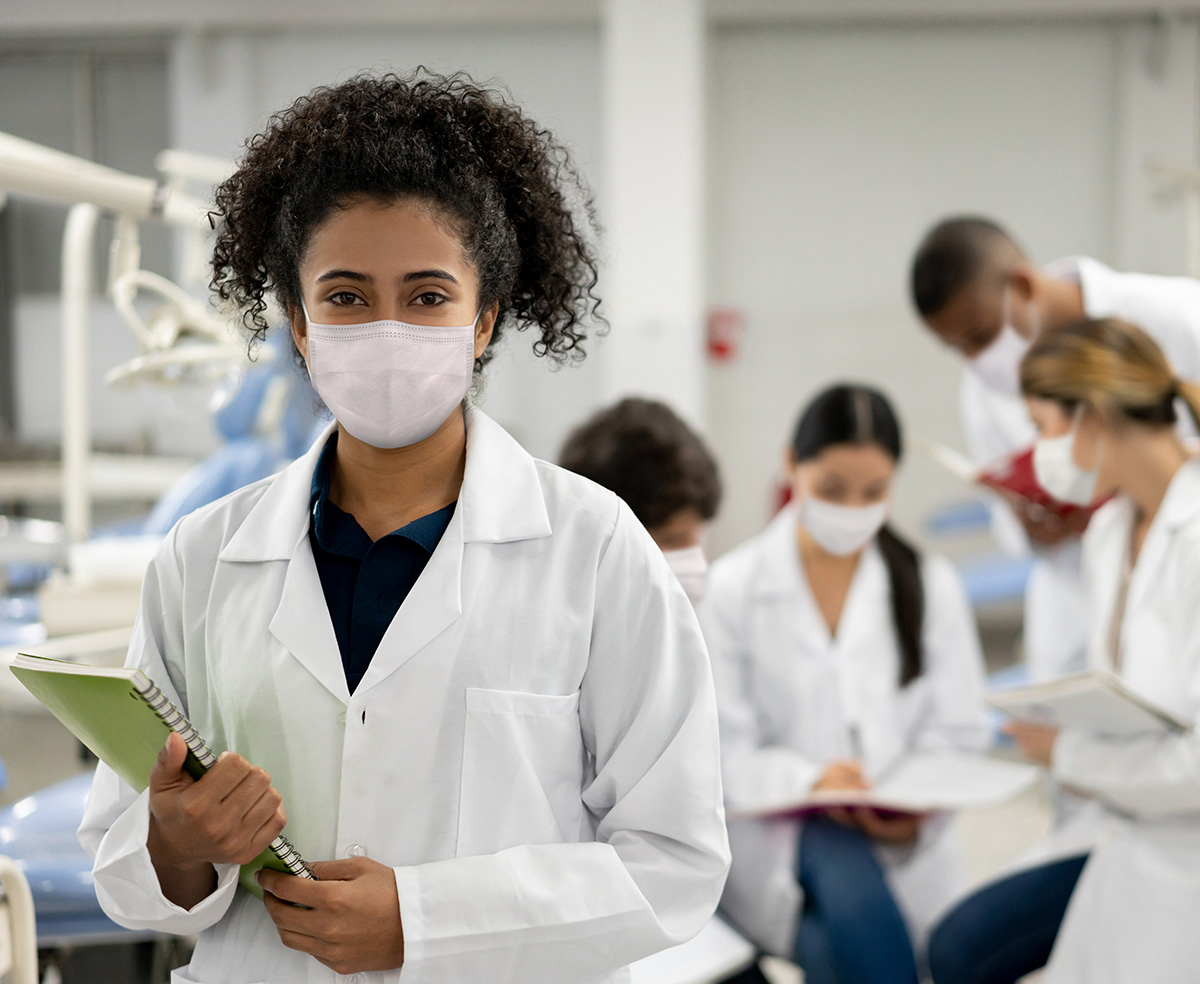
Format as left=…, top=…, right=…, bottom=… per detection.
left=77, top=523, right=241, bottom=934
left=1054, top=534, right=1200, bottom=819
left=699, top=554, right=823, bottom=811
left=959, top=374, right=1033, bottom=558
left=911, top=555, right=991, bottom=754
left=390, top=503, right=730, bottom=984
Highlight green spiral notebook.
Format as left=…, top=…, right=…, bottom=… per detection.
left=9, top=652, right=315, bottom=899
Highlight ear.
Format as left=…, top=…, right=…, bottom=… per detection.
left=289, top=302, right=310, bottom=363
left=782, top=445, right=798, bottom=477
left=1008, top=263, right=1037, bottom=305
left=474, top=299, right=500, bottom=361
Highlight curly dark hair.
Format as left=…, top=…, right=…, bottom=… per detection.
left=559, top=398, right=722, bottom=530
left=210, top=70, right=602, bottom=367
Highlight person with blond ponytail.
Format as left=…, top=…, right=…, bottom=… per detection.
left=929, top=317, right=1200, bottom=984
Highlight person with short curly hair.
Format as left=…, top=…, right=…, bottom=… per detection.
left=560, top=398, right=722, bottom=603
left=81, top=71, right=730, bottom=984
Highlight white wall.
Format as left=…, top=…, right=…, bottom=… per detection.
left=9, top=11, right=1200, bottom=546
left=705, top=17, right=1199, bottom=556
left=168, top=26, right=606, bottom=462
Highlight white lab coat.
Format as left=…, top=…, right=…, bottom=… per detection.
left=701, top=507, right=989, bottom=958
left=959, top=255, right=1200, bottom=681
left=78, top=407, right=730, bottom=984
left=1042, top=456, right=1200, bottom=984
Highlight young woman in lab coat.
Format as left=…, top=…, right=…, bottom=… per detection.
left=702, top=384, right=989, bottom=984
left=78, top=72, right=730, bottom=984
left=929, top=317, right=1200, bottom=984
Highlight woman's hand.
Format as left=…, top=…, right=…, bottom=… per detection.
left=1005, top=720, right=1060, bottom=767
left=850, top=808, right=922, bottom=845
left=259, top=858, right=405, bottom=974
left=147, top=732, right=287, bottom=908
left=814, top=759, right=870, bottom=792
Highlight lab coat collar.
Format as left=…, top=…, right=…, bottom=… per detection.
left=458, top=405, right=553, bottom=544
left=1155, top=456, right=1200, bottom=530
left=218, top=405, right=551, bottom=704
left=1047, top=255, right=1115, bottom=320
left=1108, top=457, right=1200, bottom=658
left=753, top=506, right=806, bottom=599
left=751, top=504, right=884, bottom=600
left=219, top=404, right=551, bottom=564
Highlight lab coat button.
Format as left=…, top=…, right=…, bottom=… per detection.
left=345, top=843, right=367, bottom=858
left=336, top=711, right=347, bottom=727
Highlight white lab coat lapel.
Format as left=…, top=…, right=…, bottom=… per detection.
left=1125, top=464, right=1200, bottom=621
left=268, top=534, right=352, bottom=704
left=218, top=408, right=552, bottom=702
left=220, top=421, right=352, bottom=705
left=755, top=508, right=829, bottom=651
left=354, top=405, right=551, bottom=695
left=355, top=503, right=464, bottom=693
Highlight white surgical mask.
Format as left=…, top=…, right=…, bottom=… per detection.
left=799, top=496, right=889, bottom=556
left=662, top=545, right=709, bottom=605
left=968, top=287, right=1035, bottom=397
left=1032, top=414, right=1100, bottom=507
left=302, top=301, right=477, bottom=449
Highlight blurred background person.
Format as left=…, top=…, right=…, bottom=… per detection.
left=702, top=383, right=989, bottom=984
left=909, top=216, right=1200, bottom=681
left=560, top=396, right=721, bottom=605
left=930, top=317, right=1200, bottom=984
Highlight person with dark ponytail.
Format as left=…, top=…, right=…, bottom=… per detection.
left=928, top=318, right=1200, bottom=984
left=79, top=71, right=729, bottom=984
left=701, top=383, right=989, bottom=984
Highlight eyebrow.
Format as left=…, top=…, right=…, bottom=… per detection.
left=403, top=269, right=459, bottom=285
left=313, top=268, right=460, bottom=286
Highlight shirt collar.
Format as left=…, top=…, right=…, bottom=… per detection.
left=220, top=406, right=551, bottom=563
left=309, top=430, right=455, bottom=558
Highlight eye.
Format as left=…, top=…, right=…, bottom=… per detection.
left=814, top=482, right=847, bottom=502
left=328, top=290, right=364, bottom=306
left=414, top=291, right=448, bottom=306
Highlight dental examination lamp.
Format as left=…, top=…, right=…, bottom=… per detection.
left=0, top=131, right=257, bottom=545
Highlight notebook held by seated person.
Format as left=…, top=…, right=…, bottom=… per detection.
left=988, top=670, right=1192, bottom=736
left=8, top=652, right=315, bottom=899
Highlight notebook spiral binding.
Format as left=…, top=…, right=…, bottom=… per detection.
left=138, top=680, right=317, bottom=881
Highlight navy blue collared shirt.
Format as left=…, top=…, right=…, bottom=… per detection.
left=309, top=433, right=455, bottom=694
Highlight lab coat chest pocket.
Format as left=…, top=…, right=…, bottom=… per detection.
left=457, top=688, right=587, bottom=858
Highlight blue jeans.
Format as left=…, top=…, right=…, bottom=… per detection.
left=794, top=817, right=919, bottom=984
left=928, top=854, right=1089, bottom=984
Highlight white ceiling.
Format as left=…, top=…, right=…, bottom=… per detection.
left=4, top=0, right=1200, bottom=37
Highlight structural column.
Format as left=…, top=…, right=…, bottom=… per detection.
left=600, top=0, right=707, bottom=424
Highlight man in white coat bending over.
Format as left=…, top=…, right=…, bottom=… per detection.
left=909, top=216, right=1200, bottom=681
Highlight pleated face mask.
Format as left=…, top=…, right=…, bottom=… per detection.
left=302, top=301, right=478, bottom=449
left=1032, top=411, right=1101, bottom=507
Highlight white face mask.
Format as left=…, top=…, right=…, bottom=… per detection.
left=662, top=545, right=709, bottom=605
left=302, top=301, right=477, bottom=449
left=967, top=287, right=1035, bottom=397
left=1032, top=414, right=1100, bottom=507
left=799, top=496, right=889, bottom=557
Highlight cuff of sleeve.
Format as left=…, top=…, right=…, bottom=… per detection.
left=92, top=788, right=239, bottom=934
left=1051, top=727, right=1092, bottom=787
left=393, top=865, right=426, bottom=984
